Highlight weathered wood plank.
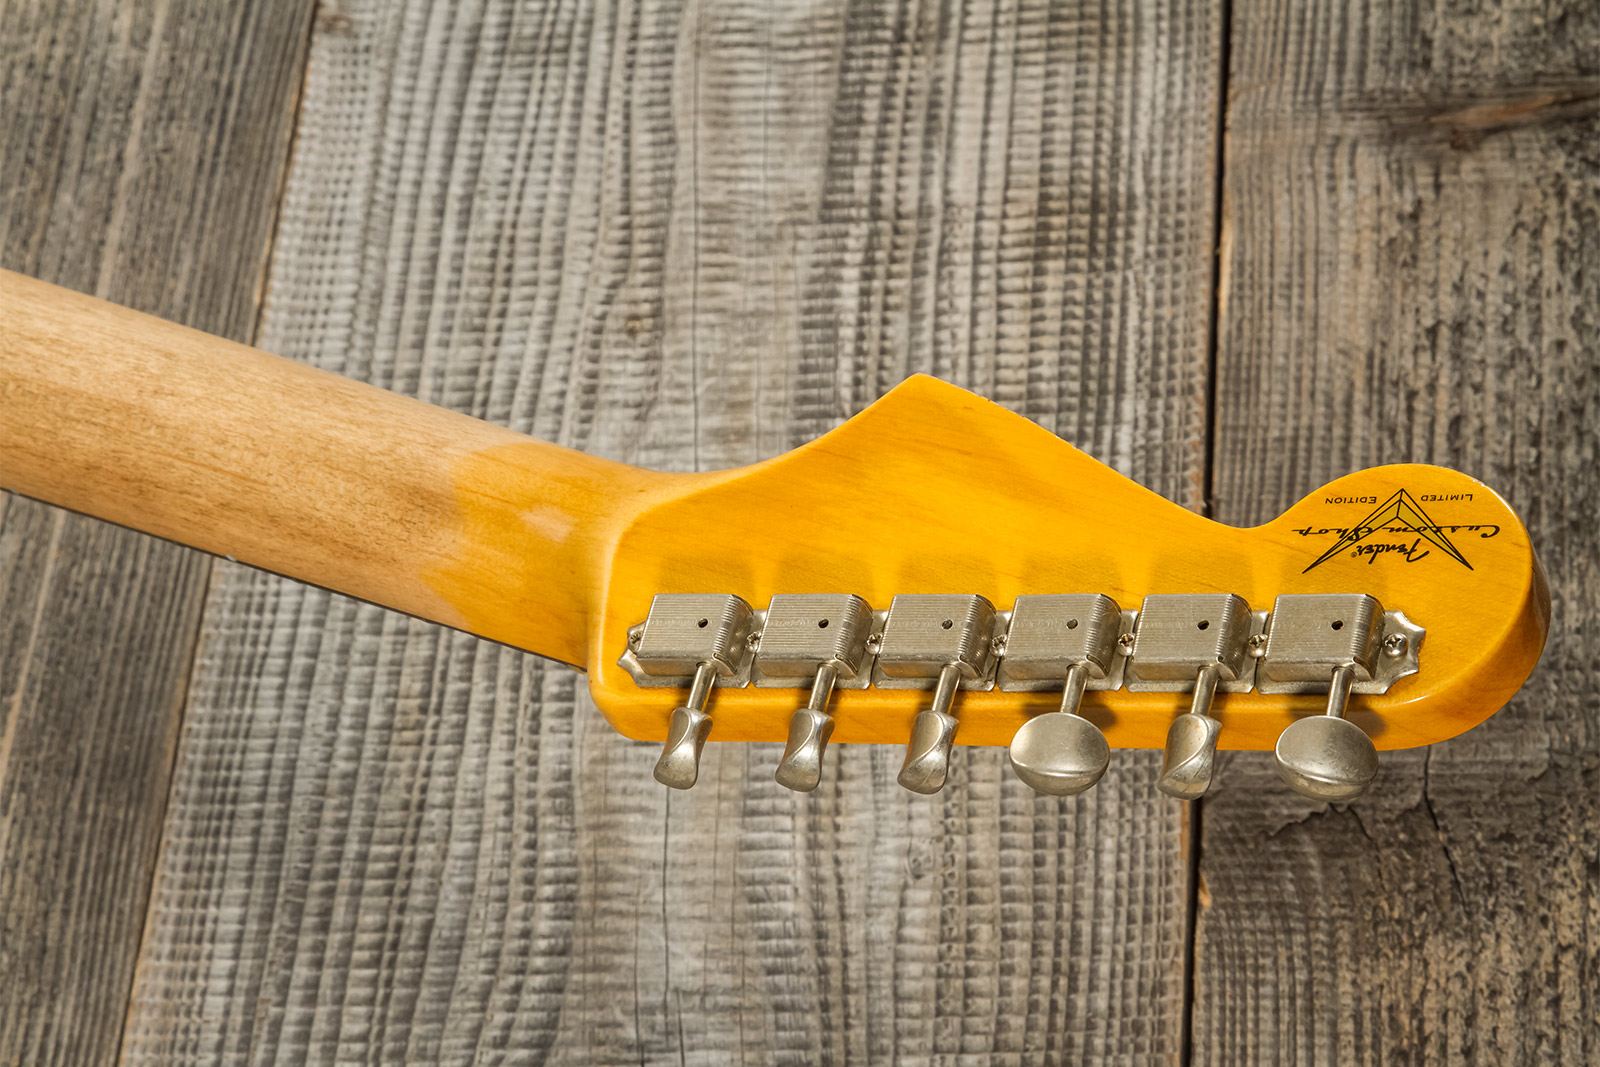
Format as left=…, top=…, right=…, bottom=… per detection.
left=121, top=0, right=1224, bottom=1063
left=1201, top=0, right=1599, bottom=1062
left=0, top=4, right=315, bottom=1066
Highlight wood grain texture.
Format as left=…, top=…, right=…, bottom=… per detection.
left=0, top=3, right=315, bottom=1066
left=1201, top=0, right=1599, bottom=1062
left=120, top=0, right=1223, bottom=1063
left=1, top=269, right=649, bottom=669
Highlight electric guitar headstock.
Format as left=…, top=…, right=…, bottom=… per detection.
left=569, top=377, right=1547, bottom=800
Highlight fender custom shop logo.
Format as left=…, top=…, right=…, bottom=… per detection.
left=1296, top=488, right=1497, bottom=573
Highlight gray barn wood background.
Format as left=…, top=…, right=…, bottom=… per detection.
left=1, top=0, right=1594, bottom=1064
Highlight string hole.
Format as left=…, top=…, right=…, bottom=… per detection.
left=1197, top=620, right=1210, bottom=630
left=697, top=618, right=709, bottom=628
left=1331, top=620, right=1344, bottom=630
left=818, top=619, right=829, bottom=628
left=941, top=619, right=954, bottom=630
left=1066, top=619, right=1079, bottom=629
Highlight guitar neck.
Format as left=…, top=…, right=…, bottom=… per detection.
left=1, top=272, right=1553, bottom=798
left=0, top=269, right=658, bottom=668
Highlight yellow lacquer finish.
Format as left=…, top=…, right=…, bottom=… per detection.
left=569, top=377, right=1547, bottom=752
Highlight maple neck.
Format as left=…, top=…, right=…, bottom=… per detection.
left=0, top=269, right=660, bottom=668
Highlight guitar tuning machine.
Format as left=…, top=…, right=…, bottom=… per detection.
left=619, top=590, right=1424, bottom=800
left=753, top=593, right=875, bottom=792
left=625, top=594, right=755, bottom=789
left=996, top=594, right=1125, bottom=796
left=1258, top=594, right=1422, bottom=801
left=873, top=594, right=998, bottom=795
left=1124, top=593, right=1257, bottom=800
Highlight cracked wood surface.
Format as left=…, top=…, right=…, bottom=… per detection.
left=115, top=1, right=1223, bottom=1064
left=0, top=4, right=316, bottom=1067
left=1201, top=0, right=1599, bottom=1063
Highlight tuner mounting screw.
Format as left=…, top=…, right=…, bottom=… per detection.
left=746, top=630, right=763, bottom=651
left=991, top=634, right=1008, bottom=657
left=1382, top=633, right=1409, bottom=658
left=865, top=633, right=883, bottom=655
left=627, top=625, right=644, bottom=650
left=1116, top=633, right=1136, bottom=656
left=1248, top=633, right=1269, bottom=658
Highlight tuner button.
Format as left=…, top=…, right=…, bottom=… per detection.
left=1157, top=665, right=1224, bottom=799
left=1010, top=712, right=1109, bottom=796
left=898, top=709, right=959, bottom=795
left=775, top=663, right=840, bottom=792
left=1274, top=665, right=1379, bottom=801
left=1275, top=716, right=1378, bottom=801
left=653, top=661, right=719, bottom=789
left=1158, top=711, right=1222, bottom=800
left=897, top=664, right=963, bottom=794
left=1008, top=662, right=1110, bottom=796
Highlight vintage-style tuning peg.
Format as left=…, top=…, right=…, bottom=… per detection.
left=1008, top=663, right=1109, bottom=795
left=654, top=662, right=719, bottom=789
left=1259, top=594, right=1385, bottom=801
left=898, top=664, right=964, bottom=794
left=873, top=594, right=997, bottom=795
left=1160, top=667, right=1225, bottom=799
left=755, top=594, right=875, bottom=792
left=623, top=594, right=755, bottom=790
left=1123, top=593, right=1255, bottom=800
left=999, top=594, right=1123, bottom=796
left=1274, top=666, right=1378, bottom=800
left=775, top=664, right=838, bottom=791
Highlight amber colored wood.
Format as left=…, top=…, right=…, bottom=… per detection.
left=589, top=377, right=1546, bottom=750
left=3, top=272, right=1547, bottom=755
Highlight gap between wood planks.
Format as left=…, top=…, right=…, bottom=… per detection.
left=107, top=6, right=322, bottom=1066
left=1191, top=0, right=1236, bottom=1062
